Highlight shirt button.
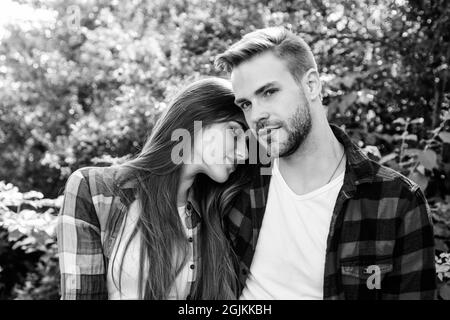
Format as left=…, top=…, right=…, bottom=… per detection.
left=188, top=237, right=193, bottom=242
left=190, top=264, right=195, bottom=269
left=186, top=203, right=192, bottom=216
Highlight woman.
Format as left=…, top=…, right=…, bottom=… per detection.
left=56, top=77, right=250, bottom=299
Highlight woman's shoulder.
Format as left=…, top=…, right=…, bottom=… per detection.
left=65, top=166, right=121, bottom=199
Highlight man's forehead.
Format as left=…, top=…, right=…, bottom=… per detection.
left=231, top=52, right=283, bottom=76
left=230, top=54, right=288, bottom=96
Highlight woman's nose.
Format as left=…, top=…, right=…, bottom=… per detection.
left=235, top=140, right=249, bottom=161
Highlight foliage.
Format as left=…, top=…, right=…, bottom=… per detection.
left=0, top=0, right=449, bottom=299
left=0, top=181, right=61, bottom=299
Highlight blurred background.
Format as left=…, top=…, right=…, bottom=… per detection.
left=0, top=0, right=449, bottom=299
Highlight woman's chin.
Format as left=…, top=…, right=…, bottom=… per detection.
left=208, top=171, right=229, bottom=183
left=204, top=163, right=238, bottom=183
left=215, top=175, right=229, bottom=183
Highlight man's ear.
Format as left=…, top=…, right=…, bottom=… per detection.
left=303, top=68, right=322, bottom=101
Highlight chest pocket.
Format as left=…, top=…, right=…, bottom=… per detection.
left=340, top=259, right=393, bottom=300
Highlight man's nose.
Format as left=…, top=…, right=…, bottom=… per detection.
left=249, top=101, right=270, bottom=129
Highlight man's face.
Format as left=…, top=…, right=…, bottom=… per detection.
left=230, top=51, right=312, bottom=158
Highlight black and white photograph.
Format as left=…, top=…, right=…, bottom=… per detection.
left=0, top=0, right=449, bottom=303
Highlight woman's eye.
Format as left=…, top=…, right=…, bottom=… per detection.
left=241, top=101, right=251, bottom=110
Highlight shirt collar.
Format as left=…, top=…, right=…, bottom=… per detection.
left=330, top=124, right=377, bottom=195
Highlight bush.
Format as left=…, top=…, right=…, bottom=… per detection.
left=0, top=181, right=60, bottom=300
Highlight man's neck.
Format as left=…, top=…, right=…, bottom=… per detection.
left=277, top=123, right=345, bottom=196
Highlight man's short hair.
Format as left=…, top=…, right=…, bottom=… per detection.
left=215, top=27, right=318, bottom=82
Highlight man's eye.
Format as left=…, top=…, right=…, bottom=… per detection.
left=264, top=89, right=277, bottom=97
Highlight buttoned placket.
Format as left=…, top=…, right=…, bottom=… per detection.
left=185, top=202, right=196, bottom=281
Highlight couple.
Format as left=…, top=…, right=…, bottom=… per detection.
left=57, top=27, right=436, bottom=300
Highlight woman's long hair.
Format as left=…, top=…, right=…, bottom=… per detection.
left=112, top=77, right=250, bottom=299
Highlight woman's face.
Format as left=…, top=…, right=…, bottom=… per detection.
left=195, top=120, right=248, bottom=183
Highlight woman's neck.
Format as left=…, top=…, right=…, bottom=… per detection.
left=177, top=164, right=197, bottom=207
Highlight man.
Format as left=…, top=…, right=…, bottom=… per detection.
left=215, top=27, right=436, bottom=300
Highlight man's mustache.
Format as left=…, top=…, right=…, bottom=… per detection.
left=255, top=120, right=284, bottom=133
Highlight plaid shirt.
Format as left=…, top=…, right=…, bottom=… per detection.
left=225, top=124, right=436, bottom=300
left=56, top=166, right=202, bottom=300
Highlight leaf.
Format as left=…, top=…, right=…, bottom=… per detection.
left=404, top=148, right=423, bottom=157
left=433, top=222, right=450, bottom=238
left=439, top=282, right=450, bottom=300
left=435, top=239, right=449, bottom=252
left=7, top=229, right=24, bottom=242
left=418, top=150, right=438, bottom=170
left=373, top=133, right=394, bottom=143
left=444, top=110, right=450, bottom=121
left=408, top=170, right=428, bottom=191
left=338, top=92, right=358, bottom=113
left=404, top=134, right=417, bottom=141
left=410, top=118, right=424, bottom=124
left=417, top=164, right=426, bottom=175
left=439, top=132, right=450, bottom=144
left=393, top=117, right=407, bottom=125
left=340, top=73, right=359, bottom=88
left=23, top=191, right=44, bottom=200
left=362, top=145, right=381, bottom=159
left=365, top=133, right=377, bottom=145
left=357, top=89, right=376, bottom=104
left=379, top=153, right=397, bottom=164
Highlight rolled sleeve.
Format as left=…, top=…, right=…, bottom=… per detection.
left=56, top=169, right=107, bottom=300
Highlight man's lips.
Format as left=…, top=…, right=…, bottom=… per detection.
left=257, top=126, right=281, bottom=136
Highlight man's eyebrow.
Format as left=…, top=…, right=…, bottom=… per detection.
left=254, top=82, right=277, bottom=96
left=234, top=82, right=277, bottom=106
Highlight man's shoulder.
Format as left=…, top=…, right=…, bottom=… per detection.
left=366, top=159, right=420, bottom=194
left=355, top=159, right=427, bottom=219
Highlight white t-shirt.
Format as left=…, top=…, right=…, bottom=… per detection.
left=240, top=158, right=345, bottom=300
left=107, top=201, right=192, bottom=299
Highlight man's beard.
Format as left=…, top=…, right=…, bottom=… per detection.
left=278, top=102, right=312, bottom=157
left=256, top=90, right=312, bottom=159
left=262, top=97, right=312, bottom=158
